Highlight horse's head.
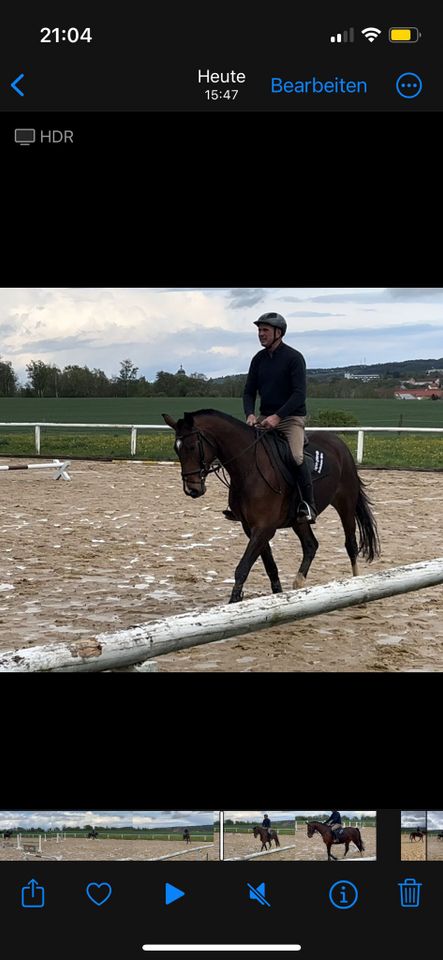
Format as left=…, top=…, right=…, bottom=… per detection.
left=163, top=412, right=217, bottom=498
left=306, top=822, right=316, bottom=838
left=252, top=826, right=259, bottom=837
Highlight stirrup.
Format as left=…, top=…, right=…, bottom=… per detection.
left=297, top=501, right=316, bottom=524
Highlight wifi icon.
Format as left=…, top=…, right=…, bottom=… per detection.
left=361, top=26, right=382, bottom=42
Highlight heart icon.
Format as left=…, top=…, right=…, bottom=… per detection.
left=86, top=882, right=112, bottom=906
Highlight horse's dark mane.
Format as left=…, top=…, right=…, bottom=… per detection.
left=182, top=409, right=250, bottom=432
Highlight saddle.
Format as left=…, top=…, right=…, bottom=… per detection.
left=259, top=430, right=329, bottom=526
left=223, top=429, right=329, bottom=525
left=332, top=828, right=344, bottom=842
left=260, top=430, right=328, bottom=486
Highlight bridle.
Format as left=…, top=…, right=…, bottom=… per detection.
left=175, top=429, right=220, bottom=495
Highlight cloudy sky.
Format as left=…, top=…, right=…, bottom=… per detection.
left=0, top=810, right=214, bottom=830
left=401, top=810, right=426, bottom=829
left=1, top=288, right=443, bottom=385
left=426, top=811, right=443, bottom=831
left=224, top=810, right=375, bottom=821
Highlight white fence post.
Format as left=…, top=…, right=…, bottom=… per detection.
left=357, top=430, right=364, bottom=463
left=131, top=427, right=137, bottom=456
left=35, top=425, right=41, bottom=454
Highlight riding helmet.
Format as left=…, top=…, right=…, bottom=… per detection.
left=254, top=313, right=287, bottom=335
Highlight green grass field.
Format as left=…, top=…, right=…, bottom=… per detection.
left=1, top=395, right=442, bottom=426
left=1, top=397, right=442, bottom=467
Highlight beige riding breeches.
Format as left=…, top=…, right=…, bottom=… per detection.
left=274, top=415, right=306, bottom=465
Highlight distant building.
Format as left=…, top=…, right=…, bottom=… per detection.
left=344, top=372, right=380, bottom=382
left=395, top=388, right=443, bottom=400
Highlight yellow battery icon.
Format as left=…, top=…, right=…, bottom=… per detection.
left=389, top=27, right=420, bottom=42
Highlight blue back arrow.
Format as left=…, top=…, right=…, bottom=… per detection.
left=11, top=73, right=25, bottom=96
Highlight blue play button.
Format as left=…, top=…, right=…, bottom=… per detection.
left=165, top=883, right=185, bottom=905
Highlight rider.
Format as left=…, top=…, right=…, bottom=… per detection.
left=262, top=814, right=271, bottom=830
left=243, top=312, right=317, bottom=523
left=324, top=809, right=343, bottom=840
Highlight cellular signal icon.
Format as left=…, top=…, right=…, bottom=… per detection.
left=361, top=27, right=382, bottom=42
left=330, top=27, right=354, bottom=43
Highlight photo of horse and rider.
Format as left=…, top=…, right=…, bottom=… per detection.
left=401, top=810, right=427, bottom=861
left=222, top=811, right=298, bottom=861
left=222, top=810, right=376, bottom=861
left=401, top=811, right=443, bottom=861
left=0, top=810, right=217, bottom=861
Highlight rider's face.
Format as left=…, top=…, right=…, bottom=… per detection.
left=257, top=324, right=279, bottom=347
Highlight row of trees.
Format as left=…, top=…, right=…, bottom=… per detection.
left=1, top=358, right=420, bottom=400
left=0, top=359, right=248, bottom=399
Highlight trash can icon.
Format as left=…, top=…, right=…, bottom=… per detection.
left=398, top=878, right=422, bottom=907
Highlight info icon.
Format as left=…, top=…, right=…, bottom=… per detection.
left=329, top=880, right=358, bottom=909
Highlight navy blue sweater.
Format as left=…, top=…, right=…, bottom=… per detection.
left=243, top=342, right=307, bottom=419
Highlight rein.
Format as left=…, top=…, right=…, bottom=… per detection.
left=178, top=426, right=283, bottom=495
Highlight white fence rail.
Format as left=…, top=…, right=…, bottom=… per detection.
left=0, top=558, right=442, bottom=672
left=2, top=422, right=443, bottom=463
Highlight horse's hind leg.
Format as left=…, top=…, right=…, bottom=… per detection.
left=331, top=492, right=360, bottom=576
left=291, top=523, right=319, bottom=589
left=344, top=842, right=350, bottom=857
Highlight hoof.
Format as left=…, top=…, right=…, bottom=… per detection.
left=229, top=591, right=243, bottom=603
left=293, top=575, right=306, bottom=589
left=272, top=582, right=283, bottom=594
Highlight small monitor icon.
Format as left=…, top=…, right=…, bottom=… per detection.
left=15, top=128, right=36, bottom=145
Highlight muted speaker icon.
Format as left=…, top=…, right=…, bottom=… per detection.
left=330, top=27, right=355, bottom=43
left=247, top=882, right=271, bottom=906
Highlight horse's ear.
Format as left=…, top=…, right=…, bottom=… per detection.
left=162, top=413, right=177, bottom=430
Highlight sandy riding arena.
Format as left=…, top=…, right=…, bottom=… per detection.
left=426, top=836, right=443, bottom=861
left=0, top=837, right=217, bottom=862
left=1, top=461, right=442, bottom=672
left=401, top=835, right=426, bottom=861
left=224, top=833, right=296, bottom=861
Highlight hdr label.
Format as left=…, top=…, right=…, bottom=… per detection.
left=40, top=130, right=74, bottom=143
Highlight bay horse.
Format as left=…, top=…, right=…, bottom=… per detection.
left=253, top=825, right=280, bottom=851
left=183, top=829, right=191, bottom=844
left=87, top=829, right=98, bottom=839
left=306, top=820, right=365, bottom=861
left=409, top=830, right=424, bottom=841
left=163, top=409, right=380, bottom=603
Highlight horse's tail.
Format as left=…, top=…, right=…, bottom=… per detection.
left=357, top=829, right=365, bottom=851
left=356, top=477, right=380, bottom=562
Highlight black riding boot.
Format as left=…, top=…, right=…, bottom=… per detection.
left=293, top=459, right=317, bottom=523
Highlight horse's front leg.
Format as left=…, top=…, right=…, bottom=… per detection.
left=327, top=844, right=337, bottom=861
left=229, top=526, right=277, bottom=603
left=241, top=521, right=282, bottom=595
left=344, top=842, right=349, bottom=857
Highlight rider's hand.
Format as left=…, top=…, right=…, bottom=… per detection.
left=261, top=414, right=281, bottom=429
left=246, top=414, right=258, bottom=426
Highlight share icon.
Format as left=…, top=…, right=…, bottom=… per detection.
left=247, top=882, right=271, bottom=907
